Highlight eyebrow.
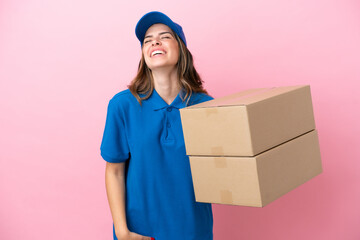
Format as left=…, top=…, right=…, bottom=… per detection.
left=144, top=31, right=173, bottom=39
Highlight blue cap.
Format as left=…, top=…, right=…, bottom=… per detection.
left=135, top=11, right=187, bottom=47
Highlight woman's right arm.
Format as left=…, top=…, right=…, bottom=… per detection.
left=105, top=161, right=129, bottom=237
left=105, top=162, right=151, bottom=240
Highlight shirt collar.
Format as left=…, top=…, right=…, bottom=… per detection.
left=147, top=88, right=187, bottom=111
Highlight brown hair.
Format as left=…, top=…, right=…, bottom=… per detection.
left=128, top=31, right=209, bottom=105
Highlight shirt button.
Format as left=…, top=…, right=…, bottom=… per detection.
left=167, top=107, right=172, bottom=112
left=167, top=123, right=171, bottom=128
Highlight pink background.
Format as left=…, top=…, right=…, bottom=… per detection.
left=1, top=0, right=359, bottom=239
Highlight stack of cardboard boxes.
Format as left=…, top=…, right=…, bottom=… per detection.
left=180, top=85, right=322, bottom=207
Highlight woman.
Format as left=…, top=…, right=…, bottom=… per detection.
left=100, top=11, right=214, bottom=240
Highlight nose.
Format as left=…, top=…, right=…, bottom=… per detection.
left=152, top=38, right=161, bottom=46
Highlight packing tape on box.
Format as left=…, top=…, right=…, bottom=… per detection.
left=205, top=107, right=218, bottom=117
left=211, top=146, right=224, bottom=155
left=220, top=190, right=233, bottom=204
left=214, top=157, right=227, bottom=168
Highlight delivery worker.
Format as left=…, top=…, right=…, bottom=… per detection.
left=100, top=11, right=214, bottom=240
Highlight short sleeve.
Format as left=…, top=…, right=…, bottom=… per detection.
left=100, top=98, right=130, bottom=163
left=199, top=94, right=214, bottom=103
left=188, top=93, right=214, bottom=106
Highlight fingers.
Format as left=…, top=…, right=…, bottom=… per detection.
left=140, top=235, right=151, bottom=240
left=130, top=231, right=152, bottom=240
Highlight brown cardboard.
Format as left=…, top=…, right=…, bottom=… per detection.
left=189, top=130, right=322, bottom=207
left=180, top=85, right=316, bottom=156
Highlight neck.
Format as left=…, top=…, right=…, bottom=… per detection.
left=152, top=67, right=181, bottom=105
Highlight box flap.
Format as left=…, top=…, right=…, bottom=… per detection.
left=185, top=85, right=309, bottom=109
left=186, top=87, right=267, bottom=108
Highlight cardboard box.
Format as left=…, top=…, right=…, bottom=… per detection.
left=180, top=85, right=316, bottom=156
left=189, top=130, right=322, bottom=207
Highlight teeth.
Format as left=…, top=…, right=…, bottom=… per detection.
left=151, top=50, right=165, bottom=56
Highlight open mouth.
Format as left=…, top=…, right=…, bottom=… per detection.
left=151, top=50, right=166, bottom=57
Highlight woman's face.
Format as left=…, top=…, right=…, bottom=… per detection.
left=142, top=23, right=180, bottom=71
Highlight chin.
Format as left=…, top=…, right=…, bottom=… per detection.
left=149, top=63, right=177, bottom=71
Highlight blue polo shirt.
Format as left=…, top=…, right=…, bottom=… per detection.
left=100, top=88, right=214, bottom=240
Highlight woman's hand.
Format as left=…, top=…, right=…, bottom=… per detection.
left=117, top=230, right=152, bottom=240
